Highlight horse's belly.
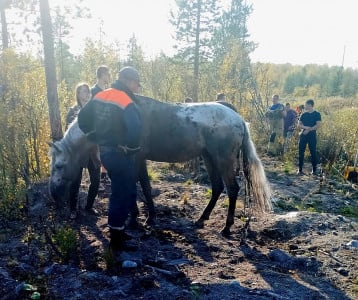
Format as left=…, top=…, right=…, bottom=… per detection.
left=146, top=151, right=201, bottom=163
left=145, top=145, right=202, bottom=163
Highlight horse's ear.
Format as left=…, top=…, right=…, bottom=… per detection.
left=48, top=141, right=61, bottom=152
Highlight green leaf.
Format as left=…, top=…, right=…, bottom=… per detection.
left=23, top=283, right=37, bottom=291
left=31, top=291, right=41, bottom=299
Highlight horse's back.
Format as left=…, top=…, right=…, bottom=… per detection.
left=135, top=97, right=245, bottom=162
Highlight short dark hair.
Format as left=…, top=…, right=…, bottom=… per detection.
left=285, top=102, right=290, bottom=106
left=306, top=99, right=314, bottom=106
left=216, top=93, right=225, bottom=101
left=96, top=65, right=109, bottom=79
left=272, top=94, right=279, bottom=100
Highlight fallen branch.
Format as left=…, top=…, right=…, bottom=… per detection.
left=144, top=264, right=175, bottom=276
left=318, top=249, right=344, bottom=264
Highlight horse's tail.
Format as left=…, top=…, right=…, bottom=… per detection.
left=241, top=122, right=272, bottom=213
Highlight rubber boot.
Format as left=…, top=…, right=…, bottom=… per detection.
left=109, top=228, right=136, bottom=252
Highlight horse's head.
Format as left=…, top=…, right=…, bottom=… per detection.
left=48, top=140, right=81, bottom=207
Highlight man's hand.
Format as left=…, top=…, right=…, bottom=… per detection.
left=302, top=127, right=312, bottom=135
left=118, top=145, right=141, bottom=155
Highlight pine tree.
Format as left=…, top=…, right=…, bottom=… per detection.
left=0, top=0, right=11, bottom=49
left=212, top=0, right=256, bottom=110
left=212, top=0, right=255, bottom=61
left=170, top=0, right=220, bottom=101
left=40, top=0, right=63, bottom=141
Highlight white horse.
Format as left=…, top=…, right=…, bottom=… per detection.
left=49, top=96, right=272, bottom=235
left=49, top=120, right=98, bottom=209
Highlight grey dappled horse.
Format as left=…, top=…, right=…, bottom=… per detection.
left=49, top=96, right=272, bottom=235
left=49, top=120, right=99, bottom=209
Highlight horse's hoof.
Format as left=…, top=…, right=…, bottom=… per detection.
left=126, top=219, right=140, bottom=230
left=221, top=228, right=231, bottom=237
left=144, top=216, right=156, bottom=227
left=195, top=219, right=205, bottom=228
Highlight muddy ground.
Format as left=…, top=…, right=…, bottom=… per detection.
left=0, top=157, right=357, bottom=299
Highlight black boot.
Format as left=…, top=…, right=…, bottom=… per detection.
left=109, top=228, right=136, bottom=252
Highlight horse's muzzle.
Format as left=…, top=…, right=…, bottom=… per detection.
left=49, top=179, right=69, bottom=208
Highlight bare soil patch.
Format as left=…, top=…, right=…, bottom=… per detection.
left=1, top=158, right=357, bottom=299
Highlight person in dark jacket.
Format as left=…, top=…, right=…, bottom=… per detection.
left=90, top=65, right=111, bottom=99
left=283, top=102, right=298, bottom=152
left=65, top=83, right=101, bottom=219
left=90, top=66, right=111, bottom=181
left=297, top=99, right=321, bottom=175
left=265, top=94, right=286, bottom=156
left=78, top=66, right=143, bottom=253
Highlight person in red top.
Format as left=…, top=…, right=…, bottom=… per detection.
left=78, top=66, right=143, bottom=253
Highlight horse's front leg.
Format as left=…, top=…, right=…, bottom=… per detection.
left=138, top=159, right=156, bottom=225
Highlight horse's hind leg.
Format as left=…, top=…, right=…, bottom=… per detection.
left=221, top=172, right=239, bottom=236
left=195, top=153, right=224, bottom=228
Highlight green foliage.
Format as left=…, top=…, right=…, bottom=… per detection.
left=212, top=0, right=255, bottom=59
left=18, top=283, right=40, bottom=300
left=2, top=1, right=358, bottom=200
left=52, top=226, right=78, bottom=261
left=352, top=277, right=358, bottom=297
left=275, top=199, right=296, bottom=211
left=79, top=38, right=120, bottom=84
left=306, top=207, right=317, bottom=213
left=0, top=49, right=51, bottom=189
left=217, top=41, right=253, bottom=110
left=190, top=283, right=201, bottom=299
left=147, top=167, right=160, bottom=182
left=221, top=197, right=229, bottom=208
left=316, top=100, right=358, bottom=172
left=102, top=247, right=116, bottom=270
left=283, top=157, right=295, bottom=174
left=0, top=185, right=26, bottom=222
left=339, top=206, right=358, bottom=218
left=258, top=62, right=358, bottom=99
left=170, top=0, right=220, bottom=62
left=185, top=179, right=193, bottom=185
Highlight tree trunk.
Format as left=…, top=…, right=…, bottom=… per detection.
left=39, top=0, right=63, bottom=141
left=193, top=0, right=201, bottom=102
left=1, top=7, right=8, bottom=49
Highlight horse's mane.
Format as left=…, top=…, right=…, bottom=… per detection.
left=135, top=95, right=237, bottom=112
left=55, top=119, right=87, bottom=154
left=136, top=95, right=156, bottom=102
left=135, top=95, right=166, bottom=106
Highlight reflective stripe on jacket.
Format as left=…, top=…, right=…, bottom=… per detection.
left=78, top=86, right=142, bottom=148
left=94, top=88, right=133, bottom=109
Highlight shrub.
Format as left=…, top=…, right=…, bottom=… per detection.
left=52, top=226, right=78, bottom=261
left=0, top=185, right=26, bottom=223
left=317, top=104, right=358, bottom=175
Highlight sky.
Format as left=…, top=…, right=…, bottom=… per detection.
left=61, top=0, right=358, bottom=69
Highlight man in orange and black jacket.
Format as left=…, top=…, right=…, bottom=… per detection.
left=78, top=66, right=142, bottom=253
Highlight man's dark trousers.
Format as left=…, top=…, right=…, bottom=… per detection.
left=298, top=131, right=318, bottom=172
left=99, top=147, right=137, bottom=228
left=69, top=159, right=100, bottom=211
